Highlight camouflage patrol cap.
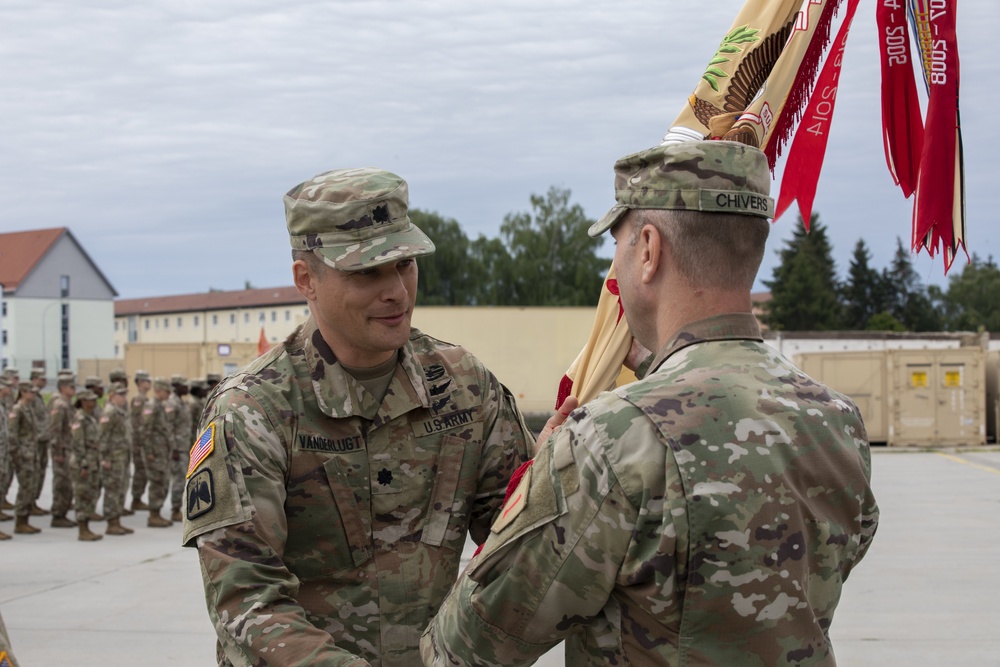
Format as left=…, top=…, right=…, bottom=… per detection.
left=17, top=382, right=36, bottom=394
left=588, top=140, right=775, bottom=237
left=170, top=374, right=188, bottom=386
left=109, top=368, right=127, bottom=382
left=190, top=378, right=207, bottom=390
left=110, top=385, right=128, bottom=396
left=75, top=390, right=98, bottom=401
left=153, top=378, right=172, bottom=392
left=135, top=370, right=151, bottom=382
left=57, top=374, right=75, bottom=387
left=205, top=373, right=221, bottom=383
left=3, top=368, right=18, bottom=378
left=285, top=168, right=436, bottom=270
left=30, top=368, right=46, bottom=379
left=84, top=376, right=103, bottom=388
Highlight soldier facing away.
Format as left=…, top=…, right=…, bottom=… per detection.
left=182, top=167, right=537, bottom=667
left=422, top=141, right=880, bottom=667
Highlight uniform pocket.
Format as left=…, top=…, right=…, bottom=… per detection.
left=420, top=434, right=467, bottom=549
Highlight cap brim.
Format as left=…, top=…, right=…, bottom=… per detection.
left=588, top=205, right=628, bottom=237
left=314, top=223, right=436, bottom=270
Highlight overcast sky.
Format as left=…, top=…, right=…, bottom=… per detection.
left=1, top=0, right=995, bottom=299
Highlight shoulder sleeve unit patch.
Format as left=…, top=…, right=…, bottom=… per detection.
left=187, top=423, right=215, bottom=478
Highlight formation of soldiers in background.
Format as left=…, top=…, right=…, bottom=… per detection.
left=0, top=367, right=221, bottom=541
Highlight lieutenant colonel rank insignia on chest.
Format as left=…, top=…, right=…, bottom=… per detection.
left=187, top=423, right=215, bottom=478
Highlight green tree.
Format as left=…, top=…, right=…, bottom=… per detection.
left=763, top=214, right=842, bottom=330
left=882, top=238, right=942, bottom=331
left=499, top=187, right=610, bottom=306
left=412, top=209, right=476, bottom=305
left=468, top=236, right=517, bottom=305
left=841, top=239, right=885, bottom=329
left=936, top=254, right=1000, bottom=331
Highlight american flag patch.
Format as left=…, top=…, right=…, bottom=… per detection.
left=187, top=424, right=215, bottom=478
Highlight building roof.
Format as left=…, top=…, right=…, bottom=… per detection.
left=0, top=227, right=66, bottom=291
left=115, top=286, right=306, bottom=316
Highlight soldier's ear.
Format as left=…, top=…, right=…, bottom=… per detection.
left=292, top=259, right=317, bottom=301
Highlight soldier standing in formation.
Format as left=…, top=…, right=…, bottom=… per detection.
left=167, top=376, right=191, bottom=523
left=99, top=385, right=134, bottom=536
left=82, top=377, right=106, bottom=522
left=70, top=390, right=103, bottom=541
left=27, top=369, right=50, bottom=518
left=8, top=383, right=40, bottom=535
left=129, top=370, right=152, bottom=513
left=0, top=369, right=19, bottom=511
left=143, top=378, right=174, bottom=528
left=46, top=373, right=77, bottom=528
left=0, top=377, right=11, bottom=538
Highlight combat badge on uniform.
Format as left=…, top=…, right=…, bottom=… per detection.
left=187, top=469, right=214, bottom=519
left=187, top=423, right=215, bottom=478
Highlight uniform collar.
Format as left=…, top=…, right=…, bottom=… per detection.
left=646, top=313, right=763, bottom=376
left=301, top=316, right=433, bottom=423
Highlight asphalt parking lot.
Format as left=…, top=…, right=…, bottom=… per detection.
left=1, top=448, right=998, bottom=666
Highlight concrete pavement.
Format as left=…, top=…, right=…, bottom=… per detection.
left=1, top=449, right=998, bottom=666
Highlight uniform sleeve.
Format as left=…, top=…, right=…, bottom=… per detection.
left=468, top=370, right=534, bottom=546
left=183, top=389, right=369, bottom=667
left=422, top=408, right=636, bottom=666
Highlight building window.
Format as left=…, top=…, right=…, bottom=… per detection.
left=155, top=319, right=159, bottom=329
left=212, top=314, right=218, bottom=326
left=244, top=313, right=250, bottom=324
left=164, top=318, right=169, bottom=329
left=304, top=308, right=309, bottom=316
left=177, top=317, right=182, bottom=328
left=285, top=310, right=290, bottom=321
left=1, top=302, right=5, bottom=317
left=2, top=330, right=6, bottom=345
left=271, top=311, right=277, bottom=322
left=230, top=313, right=236, bottom=325
left=114, top=321, right=118, bottom=332
left=60, top=275, right=70, bottom=298
left=144, top=319, right=150, bottom=330
left=60, top=303, right=69, bottom=370
left=114, top=344, right=119, bottom=356
left=194, top=315, right=199, bottom=326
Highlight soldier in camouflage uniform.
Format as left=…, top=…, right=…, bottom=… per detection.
left=167, top=375, right=192, bottom=523
left=108, top=369, right=131, bottom=514
left=100, top=385, right=134, bottom=536
left=0, top=378, right=12, bottom=536
left=27, top=369, right=51, bottom=517
left=46, top=374, right=77, bottom=528
left=143, top=378, right=175, bottom=527
left=129, top=370, right=152, bottom=513
left=0, top=369, right=19, bottom=511
left=83, top=376, right=106, bottom=521
left=70, top=390, right=103, bottom=541
left=8, top=383, right=41, bottom=535
left=422, top=141, right=880, bottom=667
left=182, top=168, right=535, bottom=667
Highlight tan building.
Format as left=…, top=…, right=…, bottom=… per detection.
left=114, top=286, right=310, bottom=355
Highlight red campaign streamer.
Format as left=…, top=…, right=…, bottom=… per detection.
left=909, top=0, right=963, bottom=269
left=775, top=0, right=861, bottom=227
left=877, top=0, right=924, bottom=197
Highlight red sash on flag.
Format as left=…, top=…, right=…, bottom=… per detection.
left=775, top=0, right=862, bottom=227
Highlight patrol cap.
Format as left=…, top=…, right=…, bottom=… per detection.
left=30, top=368, right=46, bottom=379
left=588, top=140, right=775, bottom=237
left=190, top=379, right=207, bottom=391
left=170, top=374, right=188, bottom=386
left=0, top=377, right=10, bottom=388
left=17, top=382, right=36, bottom=394
left=75, top=390, right=98, bottom=401
left=153, top=378, right=172, bottom=392
left=285, top=168, right=436, bottom=271
left=135, top=370, right=151, bottom=382
left=3, top=368, right=18, bottom=378
left=109, top=369, right=127, bottom=382
left=110, top=385, right=128, bottom=396
left=57, top=374, right=76, bottom=387
left=205, top=373, right=222, bottom=384
left=84, top=376, right=103, bottom=388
